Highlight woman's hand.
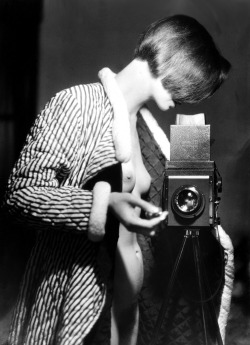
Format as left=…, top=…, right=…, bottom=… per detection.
left=109, top=192, right=167, bottom=236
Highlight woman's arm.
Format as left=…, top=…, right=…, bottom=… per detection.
left=4, top=90, right=93, bottom=233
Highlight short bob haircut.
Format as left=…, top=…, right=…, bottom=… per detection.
left=134, top=15, right=231, bottom=104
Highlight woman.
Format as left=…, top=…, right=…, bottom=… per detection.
left=3, top=15, right=231, bottom=345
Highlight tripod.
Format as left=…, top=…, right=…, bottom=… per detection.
left=150, top=229, right=224, bottom=345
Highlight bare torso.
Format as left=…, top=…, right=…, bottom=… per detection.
left=111, top=114, right=151, bottom=345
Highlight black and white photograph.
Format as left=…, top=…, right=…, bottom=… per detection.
left=0, top=1, right=249, bottom=344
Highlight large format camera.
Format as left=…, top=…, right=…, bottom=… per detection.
left=150, top=115, right=224, bottom=345
left=162, top=114, right=222, bottom=229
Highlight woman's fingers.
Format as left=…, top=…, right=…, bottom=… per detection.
left=127, top=210, right=168, bottom=236
left=109, top=192, right=168, bottom=235
left=129, top=195, right=161, bottom=214
left=136, top=211, right=168, bottom=228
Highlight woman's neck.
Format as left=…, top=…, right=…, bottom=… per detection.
left=115, top=59, right=153, bottom=116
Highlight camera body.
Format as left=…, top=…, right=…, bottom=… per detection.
left=162, top=119, right=222, bottom=229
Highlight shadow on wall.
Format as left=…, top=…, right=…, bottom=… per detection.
left=232, top=139, right=250, bottom=302
left=0, top=1, right=43, bottom=343
left=231, top=139, right=250, bottom=236
left=0, top=1, right=43, bottom=160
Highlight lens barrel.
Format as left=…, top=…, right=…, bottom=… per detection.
left=171, top=185, right=205, bottom=219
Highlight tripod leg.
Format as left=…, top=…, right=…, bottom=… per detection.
left=150, top=230, right=189, bottom=345
left=192, top=233, right=208, bottom=345
left=195, top=236, right=224, bottom=345
left=193, top=235, right=223, bottom=345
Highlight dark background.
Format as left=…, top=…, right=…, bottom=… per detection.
left=0, top=0, right=249, bottom=344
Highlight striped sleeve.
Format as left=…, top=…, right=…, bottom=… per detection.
left=4, top=90, right=93, bottom=232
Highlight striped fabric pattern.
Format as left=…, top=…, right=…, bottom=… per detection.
left=4, top=83, right=119, bottom=345
left=6, top=83, right=117, bottom=232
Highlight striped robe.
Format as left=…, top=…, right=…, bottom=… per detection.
left=4, top=82, right=121, bottom=345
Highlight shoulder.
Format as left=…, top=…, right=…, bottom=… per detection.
left=45, top=82, right=105, bottom=109
left=40, top=82, right=106, bottom=121
left=63, top=83, right=109, bottom=117
left=66, top=82, right=106, bottom=104
left=36, top=82, right=112, bottom=138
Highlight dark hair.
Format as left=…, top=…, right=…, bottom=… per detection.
left=134, top=15, right=231, bottom=104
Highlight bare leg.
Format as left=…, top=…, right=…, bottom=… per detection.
left=111, top=228, right=143, bottom=345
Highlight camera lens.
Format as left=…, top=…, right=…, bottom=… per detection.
left=172, top=185, right=205, bottom=219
